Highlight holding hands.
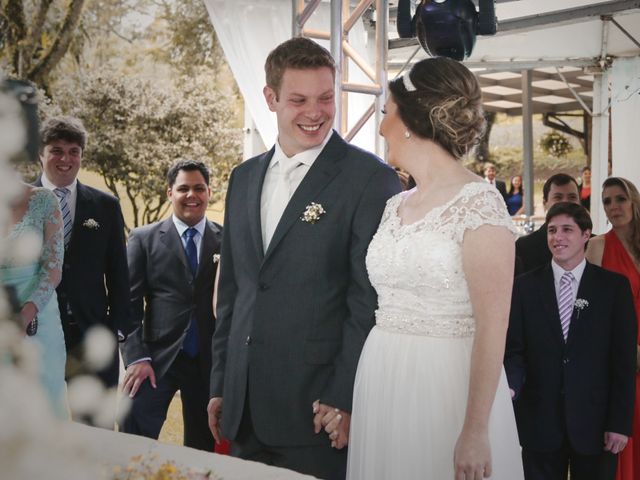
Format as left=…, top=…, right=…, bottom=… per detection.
left=313, top=400, right=350, bottom=449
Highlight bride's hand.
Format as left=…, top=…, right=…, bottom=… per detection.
left=453, top=427, right=491, bottom=480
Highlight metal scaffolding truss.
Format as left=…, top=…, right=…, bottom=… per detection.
left=292, top=0, right=640, bottom=155
left=286, top=0, right=640, bottom=230
left=293, top=0, right=388, bottom=156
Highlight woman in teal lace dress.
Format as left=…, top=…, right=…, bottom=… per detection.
left=2, top=185, right=68, bottom=418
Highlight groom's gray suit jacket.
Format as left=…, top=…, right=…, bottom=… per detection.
left=211, top=131, right=402, bottom=446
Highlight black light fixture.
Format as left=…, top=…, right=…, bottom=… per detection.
left=415, top=0, right=497, bottom=61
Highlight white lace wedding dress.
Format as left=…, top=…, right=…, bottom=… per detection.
left=347, top=182, right=524, bottom=479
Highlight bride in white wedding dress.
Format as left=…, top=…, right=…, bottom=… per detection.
left=346, top=58, right=524, bottom=480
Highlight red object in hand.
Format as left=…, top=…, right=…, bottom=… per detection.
left=214, top=439, right=230, bottom=455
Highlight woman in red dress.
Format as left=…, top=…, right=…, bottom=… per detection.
left=587, top=177, right=640, bottom=480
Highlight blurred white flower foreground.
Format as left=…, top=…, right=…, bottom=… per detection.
left=0, top=86, right=104, bottom=479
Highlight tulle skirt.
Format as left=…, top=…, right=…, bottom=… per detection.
left=347, top=326, right=524, bottom=479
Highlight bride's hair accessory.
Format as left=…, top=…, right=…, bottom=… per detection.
left=402, top=71, right=417, bottom=92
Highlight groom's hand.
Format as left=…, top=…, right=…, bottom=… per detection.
left=208, top=397, right=223, bottom=444
left=312, top=400, right=350, bottom=449
left=122, top=360, right=156, bottom=398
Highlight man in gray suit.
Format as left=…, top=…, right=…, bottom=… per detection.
left=207, top=37, right=401, bottom=479
left=121, top=159, right=222, bottom=450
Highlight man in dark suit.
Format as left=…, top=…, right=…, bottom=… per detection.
left=505, top=202, right=637, bottom=480
left=516, top=173, right=581, bottom=274
left=121, top=160, right=222, bottom=450
left=37, top=116, right=130, bottom=422
left=207, top=37, right=401, bottom=479
left=483, top=162, right=507, bottom=199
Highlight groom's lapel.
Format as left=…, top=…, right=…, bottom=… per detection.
left=247, top=148, right=274, bottom=261
left=262, top=132, right=344, bottom=264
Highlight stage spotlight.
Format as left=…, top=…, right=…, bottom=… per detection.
left=415, top=0, right=497, bottom=61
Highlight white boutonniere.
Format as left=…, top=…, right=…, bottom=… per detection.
left=300, top=202, right=326, bottom=224
left=213, top=253, right=220, bottom=264
left=574, top=298, right=589, bottom=318
left=82, top=218, right=100, bottom=229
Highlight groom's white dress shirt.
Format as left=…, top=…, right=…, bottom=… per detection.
left=260, top=131, right=332, bottom=250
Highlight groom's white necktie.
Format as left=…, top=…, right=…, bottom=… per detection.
left=263, top=157, right=301, bottom=249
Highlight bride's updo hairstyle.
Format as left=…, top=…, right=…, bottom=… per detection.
left=389, top=57, right=485, bottom=159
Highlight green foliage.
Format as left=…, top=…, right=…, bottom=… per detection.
left=488, top=145, right=586, bottom=181
left=56, top=71, right=241, bottom=230
left=7, top=0, right=244, bottom=230
left=539, top=131, right=573, bottom=158
left=157, top=0, right=225, bottom=77
left=1, top=0, right=87, bottom=89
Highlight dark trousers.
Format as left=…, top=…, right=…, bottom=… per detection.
left=121, top=351, right=213, bottom=451
left=522, top=444, right=618, bottom=480
left=232, top=395, right=347, bottom=480
left=62, top=311, right=120, bottom=388
left=63, top=318, right=120, bottom=427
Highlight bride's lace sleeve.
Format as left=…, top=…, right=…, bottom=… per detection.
left=442, top=183, right=517, bottom=243
left=27, top=189, right=64, bottom=313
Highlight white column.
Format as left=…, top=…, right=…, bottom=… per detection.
left=611, top=56, right=640, bottom=185
left=590, top=70, right=610, bottom=235
left=521, top=70, right=534, bottom=217
left=243, top=111, right=265, bottom=161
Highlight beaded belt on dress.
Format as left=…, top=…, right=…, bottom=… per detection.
left=375, top=310, right=475, bottom=337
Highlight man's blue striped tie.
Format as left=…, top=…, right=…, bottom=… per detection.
left=54, top=187, right=72, bottom=247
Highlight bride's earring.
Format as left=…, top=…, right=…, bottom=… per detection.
left=404, top=130, right=411, bottom=139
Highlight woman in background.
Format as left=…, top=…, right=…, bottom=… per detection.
left=1, top=183, right=68, bottom=418
left=506, top=174, right=525, bottom=216
left=579, top=166, right=592, bottom=211
left=586, top=177, right=640, bottom=480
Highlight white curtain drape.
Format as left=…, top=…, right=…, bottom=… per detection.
left=204, top=0, right=377, bottom=156
left=611, top=56, right=640, bottom=185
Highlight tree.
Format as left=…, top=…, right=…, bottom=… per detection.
left=61, top=70, right=241, bottom=230
left=1, top=0, right=87, bottom=88
left=155, top=0, right=226, bottom=78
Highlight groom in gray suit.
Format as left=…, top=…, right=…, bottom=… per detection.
left=207, top=37, right=401, bottom=479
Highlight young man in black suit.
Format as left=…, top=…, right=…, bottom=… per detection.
left=121, top=160, right=222, bottom=450
left=505, top=202, right=637, bottom=480
left=515, top=173, right=581, bottom=274
left=37, top=116, right=131, bottom=424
